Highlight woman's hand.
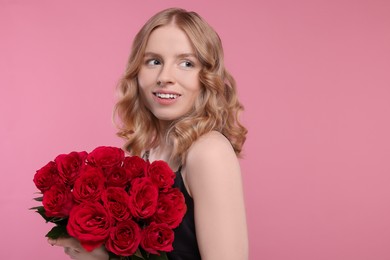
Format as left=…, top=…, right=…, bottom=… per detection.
left=48, top=237, right=109, bottom=260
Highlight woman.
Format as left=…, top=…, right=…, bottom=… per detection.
left=49, top=7, right=248, bottom=260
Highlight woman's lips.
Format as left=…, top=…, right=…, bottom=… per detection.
left=152, top=92, right=181, bottom=105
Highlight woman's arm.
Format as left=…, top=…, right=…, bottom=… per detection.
left=184, top=131, right=248, bottom=260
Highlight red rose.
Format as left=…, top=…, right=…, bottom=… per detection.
left=72, top=166, right=105, bottom=203
left=33, top=161, right=60, bottom=193
left=102, top=187, right=131, bottom=222
left=152, top=188, right=187, bottom=228
left=105, top=219, right=141, bottom=256
left=141, top=222, right=174, bottom=254
left=105, top=166, right=130, bottom=188
left=87, top=146, right=124, bottom=169
left=123, top=156, right=148, bottom=180
left=55, top=151, right=87, bottom=186
left=67, top=202, right=111, bottom=252
left=148, top=160, right=175, bottom=190
left=128, top=177, right=158, bottom=219
left=42, top=184, right=74, bottom=217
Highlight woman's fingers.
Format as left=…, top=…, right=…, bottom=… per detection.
left=48, top=237, right=84, bottom=258
left=64, top=247, right=80, bottom=259
left=48, top=237, right=109, bottom=260
left=48, top=237, right=81, bottom=249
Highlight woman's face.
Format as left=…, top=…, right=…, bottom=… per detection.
left=137, top=24, right=202, bottom=123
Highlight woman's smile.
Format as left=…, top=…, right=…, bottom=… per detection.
left=152, top=91, right=182, bottom=105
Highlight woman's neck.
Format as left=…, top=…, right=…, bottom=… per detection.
left=149, top=144, right=179, bottom=171
left=148, top=120, right=180, bottom=170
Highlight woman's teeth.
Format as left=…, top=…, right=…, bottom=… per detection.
left=155, top=93, right=179, bottom=99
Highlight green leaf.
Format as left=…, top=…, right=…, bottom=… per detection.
left=148, top=252, right=168, bottom=260
left=45, top=225, right=68, bottom=239
left=31, top=206, right=67, bottom=223
left=139, top=248, right=149, bottom=259
left=50, top=217, right=68, bottom=224
left=33, top=196, right=43, bottom=202
left=29, top=206, right=42, bottom=210
left=33, top=206, right=53, bottom=222
left=136, top=249, right=168, bottom=260
left=131, top=255, right=144, bottom=260
left=133, top=249, right=144, bottom=259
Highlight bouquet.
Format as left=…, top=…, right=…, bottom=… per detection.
left=31, top=146, right=187, bottom=260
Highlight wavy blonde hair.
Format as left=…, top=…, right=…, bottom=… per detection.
left=114, top=8, right=247, bottom=164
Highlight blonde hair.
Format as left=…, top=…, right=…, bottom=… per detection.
left=114, top=8, right=247, bottom=164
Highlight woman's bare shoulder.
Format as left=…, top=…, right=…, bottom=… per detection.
left=187, top=131, right=236, bottom=162
left=184, top=131, right=241, bottom=195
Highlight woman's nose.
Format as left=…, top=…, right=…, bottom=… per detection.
left=157, top=64, right=175, bottom=86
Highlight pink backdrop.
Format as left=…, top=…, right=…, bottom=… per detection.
left=1, top=0, right=390, bottom=259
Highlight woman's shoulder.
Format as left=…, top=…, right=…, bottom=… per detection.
left=187, top=131, right=235, bottom=159
left=184, top=131, right=241, bottom=195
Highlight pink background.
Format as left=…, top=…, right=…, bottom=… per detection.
left=1, top=0, right=390, bottom=259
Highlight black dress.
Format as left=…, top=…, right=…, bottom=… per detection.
left=167, top=167, right=201, bottom=260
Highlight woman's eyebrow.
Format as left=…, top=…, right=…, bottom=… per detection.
left=143, top=52, right=161, bottom=57
left=176, top=53, right=196, bottom=59
left=144, top=52, right=196, bottom=59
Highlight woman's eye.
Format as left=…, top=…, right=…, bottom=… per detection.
left=146, top=59, right=161, bottom=66
left=179, top=60, right=194, bottom=68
